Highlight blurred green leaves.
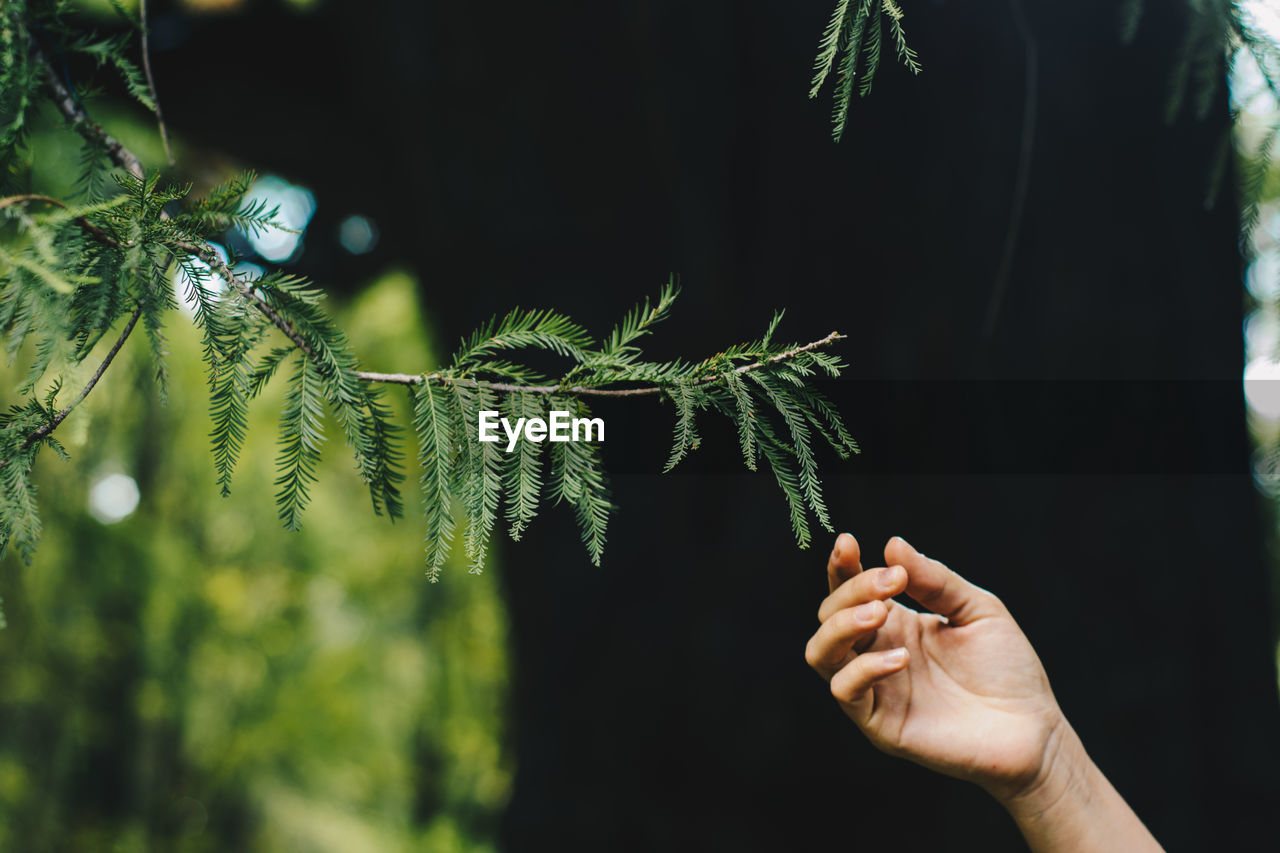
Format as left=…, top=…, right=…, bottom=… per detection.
left=0, top=272, right=511, bottom=851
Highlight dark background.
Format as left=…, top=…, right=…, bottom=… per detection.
left=146, top=0, right=1280, bottom=849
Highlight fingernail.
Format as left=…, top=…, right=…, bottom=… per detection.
left=853, top=601, right=879, bottom=622
left=883, top=648, right=907, bottom=665
left=877, top=566, right=900, bottom=590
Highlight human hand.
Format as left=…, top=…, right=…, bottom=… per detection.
left=804, top=533, right=1066, bottom=802
left=806, top=533, right=1164, bottom=851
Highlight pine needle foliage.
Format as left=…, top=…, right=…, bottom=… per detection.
left=413, top=381, right=457, bottom=581
left=810, top=0, right=922, bottom=142
left=501, top=391, right=544, bottom=542
left=3, top=1, right=163, bottom=194
left=274, top=353, right=327, bottom=531
left=1130, top=3, right=1280, bottom=295
left=1228, top=5, right=1280, bottom=241
left=0, top=4, right=860, bottom=613
left=405, top=287, right=856, bottom=572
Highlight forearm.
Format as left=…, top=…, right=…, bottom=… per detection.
left=997, top=720, right=1163, bottom=853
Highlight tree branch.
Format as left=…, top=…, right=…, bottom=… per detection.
left=36, top=54, right=846, bottom=404
left=169, top=238, right=321, bottom=360
left=138, top=0, right=174, bottom=166
left=36, top=45, right=145, bottom=181
left=0, top=194, right=120, bottom=247
left=354, top=331, right=846, bottom=395
left=2, top=192, right=136, bottom=459
left=6, top=304, right=144, bottom=463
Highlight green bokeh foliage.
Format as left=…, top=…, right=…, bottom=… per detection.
left=0, top=265, right=511, bottom=851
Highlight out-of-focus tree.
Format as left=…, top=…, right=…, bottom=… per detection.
left=0, top=268, right=512, bottom=851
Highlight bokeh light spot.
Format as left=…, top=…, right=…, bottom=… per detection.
left=1245, top=357, right=1280, bottom=421
left=337, top=215, right=379, bottom=255
left=241, top=176, right=316, bottom=263
left=88, top=473, right=140, bottom=524
left=1247, top=250, right=1280, bottom=302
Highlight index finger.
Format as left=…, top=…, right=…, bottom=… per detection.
left=827, top=532, right=863, bottom=593
left=884, top=535, right=1004, bottom=625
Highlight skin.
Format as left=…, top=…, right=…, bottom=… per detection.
left=806, top=533, right=1164, bottom=852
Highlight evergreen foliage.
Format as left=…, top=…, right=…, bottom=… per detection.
left=810, top=0, right=922, bottom=142
left=0, top=4, right=859, bottom=603
left=10, top=0, right=1272, bottom=611
left=1229, top=5, right=1280, bottom=241
left=1112, top=2, right=1280, bottom=230
left=1135, top=2, right=1280, bottom=298
left=501, top=390, right=545, bottom=541
left=407, top=284, right=855, bottom=574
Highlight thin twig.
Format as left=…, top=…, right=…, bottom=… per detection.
left=35, top=45, right=144, bottom=181
left=0, top=194, right=120, bottom=246
left=45, top=201, right=846, bottom=398
left=37, top=53, right=846, bottom=406
left=138, top=0, right=174, bottom=165
left=179, top=229, right=843, bottom=396
left=0, top=194, right=63, bottom=212
left=354, top=332, right=846, bottom=395
left=7, top=305, right=144, bottom=461
left=982, top=0, right=1038, bottom=340
left=169, top=238, right=320, bottom=360
left=3, top=193, right=137, bottom=457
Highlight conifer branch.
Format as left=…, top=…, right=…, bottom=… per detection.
left=7, top=303, right=143, bottom=459
left=138, top=0, right=174, bottom=166
left=170, top=237, right=320, bottom=358
left=353, top=332, right=845, bottom=395
left=0, top=194, right=120, bottom=247
left=810, top=0, right=921, bottom=141
left=35, top=48, right=846, bottom=404
left=3, top=14, right=861, bottom=578
left=35, top=44, right=144, bottom=180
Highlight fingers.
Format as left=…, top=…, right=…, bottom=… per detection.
left=830, top=647, right=909, bottom=713
left=805, top=599, right=890, bottom=679
left=884, top=536, right=1004, bottom=626
left=818, top=563, right=907, bottom=623
left=811, top=533, right=910, bottom=720
left=827, top=532, right=863, bottom=594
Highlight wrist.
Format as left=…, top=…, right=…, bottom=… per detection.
left=987, top=716, right=1164, bottom=852
left=991, top=714, right=1093, bottom=827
